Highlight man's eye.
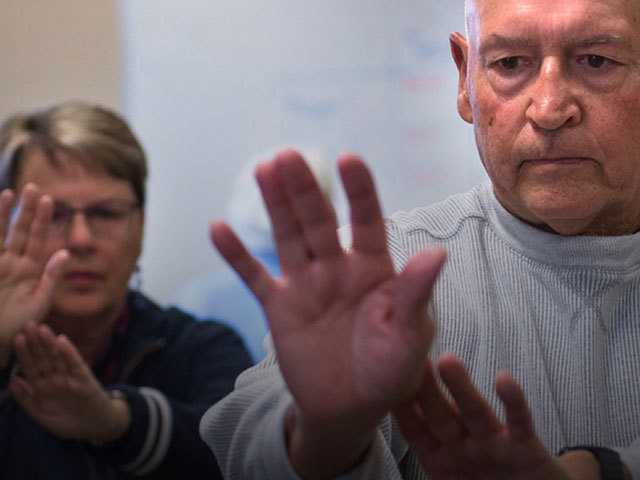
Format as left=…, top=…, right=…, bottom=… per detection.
left=580, top=54, right=609, bottom=69
left=497, top=57, right=522, bottom=71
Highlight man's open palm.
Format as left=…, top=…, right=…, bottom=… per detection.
left=212, top=150, right=446, bottom=437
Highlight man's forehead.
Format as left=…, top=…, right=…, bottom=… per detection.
left=465, top=0, right=640, bottom=44
left=465, top=0, right=639, bottom=10
left=466, top=0, right=639, bottom=21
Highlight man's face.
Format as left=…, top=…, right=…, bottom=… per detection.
left=452, top=0, right=640, bottom=235
left=15, top=149, right=144, bottom=323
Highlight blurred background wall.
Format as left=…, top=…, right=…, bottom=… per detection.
left=1, top=1, right=487, bottom=305
left=1, top=0, right=121, bottom=118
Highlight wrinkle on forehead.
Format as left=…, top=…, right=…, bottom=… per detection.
left=464, top=0, right=640, bottom=50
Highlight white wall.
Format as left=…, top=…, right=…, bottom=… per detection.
left=0, top=0, right=121, bottom=119
left=120, top=1, right=488, bottom=304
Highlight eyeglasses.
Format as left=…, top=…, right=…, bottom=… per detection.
left=50, top=200, right=141, bottom=240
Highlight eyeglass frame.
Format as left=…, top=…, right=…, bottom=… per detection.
left=47, top=199, right=142, bottom=240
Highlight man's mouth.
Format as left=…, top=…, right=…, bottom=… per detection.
left=522, top=157, right=593, bottom=166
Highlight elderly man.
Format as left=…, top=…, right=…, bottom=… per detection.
left=201, top=0, right=640, bottom=478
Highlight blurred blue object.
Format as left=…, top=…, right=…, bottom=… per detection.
left=172, top=249, right=278, bottom=362
left=172, top=146, right=334, bottom=363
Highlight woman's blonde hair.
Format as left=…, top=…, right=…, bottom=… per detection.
left=0, top=101, right=148, bottom=205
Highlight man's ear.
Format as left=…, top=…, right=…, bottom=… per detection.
left=450, top=32, right=473, bottom=124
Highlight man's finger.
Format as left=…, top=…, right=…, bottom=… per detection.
left=415, top=359, right=466, bottom=444
left=495, top=371, right=536, bottom=441
left=393, top=399, right=441, bottom=452
left=255, top=156, right=310, bottom=271
left=394, top=247, right=446, bottom=334
left=338, top=155, right=388, bottom=257
left=277, top=150, right=342, bottom=261
left=210, top=221, right=276, bottom=306
left=437, top=353, right=502, bottom=437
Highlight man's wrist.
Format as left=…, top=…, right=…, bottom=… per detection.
left=557, top=449, right=601, bottom=480
left=558, top=446, right=628, bottom=480
left=285, top=405, right=375, bottom=480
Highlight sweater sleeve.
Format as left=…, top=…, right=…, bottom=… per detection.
left=199, top=342, right=410, bottom=480
left=95, top=320, right=253, bottom=479
left=614, top=438, right=640, bottom=479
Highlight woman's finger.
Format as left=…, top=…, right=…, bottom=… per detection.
left=0, top=189, right=16, bottom=249
left=24, top=194, right=53, bottom=265
left=5, top=184, right=40, bottom=255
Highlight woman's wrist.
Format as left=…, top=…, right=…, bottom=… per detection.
left=0, top=343, right=12, bottom=370
left=88, top=390, right=131, bottom=445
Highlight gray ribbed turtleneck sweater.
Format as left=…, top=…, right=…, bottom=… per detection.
left=200, top=183, right=640, bottom=479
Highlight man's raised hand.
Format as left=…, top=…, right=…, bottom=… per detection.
left=211, top=149, right=446, bottom=477
left=394, top=354, right=575, bottom=480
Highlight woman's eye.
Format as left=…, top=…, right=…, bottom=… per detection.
left=91, top=208, right=122, bottom=220
left=52, top=209, right=69, bottom=223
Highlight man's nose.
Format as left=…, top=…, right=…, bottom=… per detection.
left=525, top=57, right=582, bottom=131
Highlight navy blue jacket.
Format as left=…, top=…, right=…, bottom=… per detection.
left=0, top=291, right=252, bottom=479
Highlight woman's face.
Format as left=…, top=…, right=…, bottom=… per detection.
left=15, top=148, right=144, bottom=322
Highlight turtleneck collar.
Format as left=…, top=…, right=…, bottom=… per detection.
left=479, top=182, right=640, bottom=271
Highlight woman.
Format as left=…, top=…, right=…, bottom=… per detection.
left=0, top=101, right=252, bottom=479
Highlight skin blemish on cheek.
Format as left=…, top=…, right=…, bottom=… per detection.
left=488, top=117, right=495, bottom=127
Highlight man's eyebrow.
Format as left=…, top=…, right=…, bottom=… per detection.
left=573, top=34, right=628, bottom=48
left=479, top=34, right=536, bottom=55
left=479, top=33, right=630, bottom=55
